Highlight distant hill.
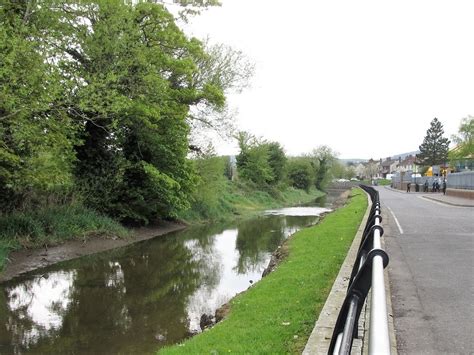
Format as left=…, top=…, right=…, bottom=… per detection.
left=340, top=151, right=420, bottom=165
left=339, top=159, right=368, bottom=164
left=390, top=151, right=420, bottom=160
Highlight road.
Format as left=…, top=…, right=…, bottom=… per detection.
left=377, top=187, right=474, bottom=354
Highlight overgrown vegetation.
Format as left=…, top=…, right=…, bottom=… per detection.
left=161, top=188, right=367, bottom=354
left=0, top=205, right=128, bottom=270
left=180, top=177, right=324, bottom=223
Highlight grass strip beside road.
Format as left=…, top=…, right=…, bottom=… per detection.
left=160, top=188, right=367, bottom=354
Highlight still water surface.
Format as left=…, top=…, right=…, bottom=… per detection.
left=0, top=200, right=333, bottom=354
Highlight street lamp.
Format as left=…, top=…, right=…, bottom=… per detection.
left=413, top=154, right=417, bottom=190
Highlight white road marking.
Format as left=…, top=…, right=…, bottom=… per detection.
left=386, top=205, right=404, bottom=234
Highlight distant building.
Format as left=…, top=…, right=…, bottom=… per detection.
left=397, top=155, right=417, bottom=173
left=380, top=157, right=398, bottom=178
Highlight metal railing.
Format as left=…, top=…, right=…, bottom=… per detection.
left=329, top=185, right=390, bottom=355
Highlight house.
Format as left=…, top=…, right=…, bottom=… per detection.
left=380, top=157, right=398, bottom=178
left=397, top=155, right=417, bottom=173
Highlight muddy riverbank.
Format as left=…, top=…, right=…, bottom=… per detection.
left=0, top=221, right=187, bottom=282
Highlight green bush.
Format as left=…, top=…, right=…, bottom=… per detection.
left=287, top=158, right=313, bottom=191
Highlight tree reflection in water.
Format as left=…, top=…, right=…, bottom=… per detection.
left=0, top=207, right=325, bottom=354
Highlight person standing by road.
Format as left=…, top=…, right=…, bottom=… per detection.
left=407, top=182, right=411, bottom=193
left=442, top=179, right=447, bottom=195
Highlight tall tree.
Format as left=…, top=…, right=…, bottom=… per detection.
left=0, top=0, right=249, bottom=223
left=236, top=132, right=274, bottom=187
left=286, top=158, right=312, bottom=191
left=311, top=145, right=338, bottom=190
left=449, top=116, right=473, bottom=160
left=416, top=118, right=451, bottom=166
left=264, top=142, right=286, bottom=185
left=34, top=1, right=244, bottom=223
left=0, top=2, right=75, bottom=211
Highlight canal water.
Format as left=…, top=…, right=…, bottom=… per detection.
left=0, top=196, right=337, bottom=354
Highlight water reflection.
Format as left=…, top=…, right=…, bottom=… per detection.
left=265, top=206, right=331, bottom=216
left=2, top=271, right=76, bottom=352
left=0, top=206, right=328, bottom=353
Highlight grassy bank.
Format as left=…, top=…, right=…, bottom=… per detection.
left=180, top=180, right=325, bottom=223
left=362, top=178, right=391, bottom=186
left=161, top=188, right=367, bottom=354
left=0, top=205, right=128, bottom=270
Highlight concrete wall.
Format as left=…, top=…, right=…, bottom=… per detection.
left=392, top=171, right=474, bottom=193
left=446, top=188, right=474, bottom=199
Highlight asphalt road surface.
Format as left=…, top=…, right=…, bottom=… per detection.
left=377, top=187, right=473, bottom=354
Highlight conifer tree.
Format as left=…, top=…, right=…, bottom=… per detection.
left=416, top=118, right=450, bottom=166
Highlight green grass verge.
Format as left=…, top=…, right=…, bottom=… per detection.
left=0, top=205, right=128, bottom=270
left=361, top=179, right=391, bottom=186
left=160, top=188, right=367, bottom=354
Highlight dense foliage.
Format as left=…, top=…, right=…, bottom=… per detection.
left=416, top=118, right=450, bottom=166
left=310, top=145, right=338, bottom=190
left=0, top=2, right=76, bottom=211
left=236, top=132, right=286, bottom=188
left=235, top=134, right=339, bottom=193
left=449, top=116, right=473, bottom=163
left=0, top=0, right=244, bottom=224
left=286, top=158, right=313, bottom=191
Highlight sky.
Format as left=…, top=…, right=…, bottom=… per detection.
left=184, top=0, right=474, bottom=159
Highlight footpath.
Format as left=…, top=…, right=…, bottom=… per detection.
left=386, top=186, right=474, bottom=207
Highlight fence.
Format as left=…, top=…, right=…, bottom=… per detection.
left=329, top=186, right=390, bottom=355
left=391, top=170, right=474, bottom=191
left=446, top=171, right=474, bottom=190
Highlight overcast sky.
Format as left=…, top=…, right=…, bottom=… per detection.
left=185, top=0, right=474, bottom=159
